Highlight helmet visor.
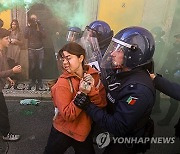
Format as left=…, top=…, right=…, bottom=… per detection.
left=101, top=38, right=134, bottom=69
left=79, top=28, right=102, bottom=71
left=66, top=31, right=80, bottom=42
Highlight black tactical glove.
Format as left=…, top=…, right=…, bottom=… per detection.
left=74, top=92, right=91, bottom=110
left=174, top=118, right=180, bottom=139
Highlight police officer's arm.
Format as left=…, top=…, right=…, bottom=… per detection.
left=152, top=74, right=180, bottom=101
left=84, top=85, right=153, bottom=136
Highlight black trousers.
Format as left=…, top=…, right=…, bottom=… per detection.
left=44, top=126, right=95, bottom=154
left=0, top=92, right=10, bottom=136
left=28, top=48, right=44, bottom=83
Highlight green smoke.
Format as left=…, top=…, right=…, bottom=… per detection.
left=43, top=0, right=92, bottom=29
left=0, top=0, right=98, bottom=29
left=0, top=0, right=32, bottom=12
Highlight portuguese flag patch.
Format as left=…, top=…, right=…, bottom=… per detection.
left=126, top=96, right=138, bottom=105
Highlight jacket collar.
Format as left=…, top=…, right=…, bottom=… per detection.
left=60, top=65, right=98, bottom=79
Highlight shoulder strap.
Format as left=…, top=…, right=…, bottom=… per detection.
left=67, top=78, right=74, bottom=93
left=96, top=79, right=101, bottom=89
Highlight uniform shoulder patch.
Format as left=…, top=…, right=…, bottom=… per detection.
left=126, top=96, right=138, bottom=105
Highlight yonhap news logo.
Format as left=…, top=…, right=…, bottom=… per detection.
left=96, top=132, right=176, bottom=149
left=96, top=132, right=111, bottom=148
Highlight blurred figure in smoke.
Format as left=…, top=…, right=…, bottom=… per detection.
left=151, top=26, right=165, bottom=69
left=157, top=34, right=180, bottom=126
left=66, top=26, right=82, bottom=42
left=151, top=26, right=165, bottom=114
left=24, top=14, right=46, bottom=91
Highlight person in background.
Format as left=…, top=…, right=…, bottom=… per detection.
left=6, top=19, right=23, bottom=89
left=66, top=27, right=82, bottom=42
left=44, top=42, right=107, bottom=154
left=24, top=14, right=46, bottom=91
left=151, top=26, right=165, bottom=114
left=0, top=28, right=22, bottom=141
left=83, top=21, right=114, bottom=88
left=87, top=20, right=114, bottom=56
left=74, top=27, right=156, bottom=154
left=150, top=73, right=180, bottom=139
left=157, top=34, right=180, bottom=126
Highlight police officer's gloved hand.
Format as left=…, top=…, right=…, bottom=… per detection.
left=174, top=118, right=180, bottom=139
left=74, top=92, right=91, bottom=110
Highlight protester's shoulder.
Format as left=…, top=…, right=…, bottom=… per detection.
left=54, top=76, right=69, bottom=87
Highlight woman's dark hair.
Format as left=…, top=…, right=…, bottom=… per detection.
left=58, top=42, right=87, bottom=70
left=10, top=19, right=20, bottom=32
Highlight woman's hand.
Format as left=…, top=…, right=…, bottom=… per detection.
left=83, top=73, right=95, bottom=87
left=79, top=80, right=92, bottom=94
left=79, top=74, right=95, bottom=94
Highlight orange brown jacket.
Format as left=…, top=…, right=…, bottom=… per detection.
left=51, top=65, right=107, bottom=142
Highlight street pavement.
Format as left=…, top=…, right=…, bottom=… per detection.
left=0, top=84, right=180, bottom=154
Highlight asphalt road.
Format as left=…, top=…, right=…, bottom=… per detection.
left=0, top=98, right=180, bottom=154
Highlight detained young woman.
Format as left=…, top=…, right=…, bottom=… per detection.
left=44, top=42, right=107, bottom=154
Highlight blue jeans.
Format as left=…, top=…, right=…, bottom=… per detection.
left=28, top=48, right=44, bottom=83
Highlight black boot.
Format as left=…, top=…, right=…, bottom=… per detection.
left=36, top=82, right=43, bottom=91
left=28, top=81, right=36, bottom=90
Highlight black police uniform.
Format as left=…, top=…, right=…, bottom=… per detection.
left=154, top=75, right=180, bottom=138
left=154, top=75, right=180, bottom=101
left=85, top=69, right=155, bottom=154
left=157, top=43, right=180, bottom=125
left=152, top=34, right=165, bottom=113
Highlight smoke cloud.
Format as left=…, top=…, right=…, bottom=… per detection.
left=0, top=0, right=97, bottom=28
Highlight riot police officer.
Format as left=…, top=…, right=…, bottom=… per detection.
left=84, top=20, right=114, bottom=87
left=73, top=26, right=156, bottom=154
left=66, top=26, right=82, bottom=42
left=88, top=20, right=114, bottom=56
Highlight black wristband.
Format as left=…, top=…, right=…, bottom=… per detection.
left=74, top=92, right=90, bottom=110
